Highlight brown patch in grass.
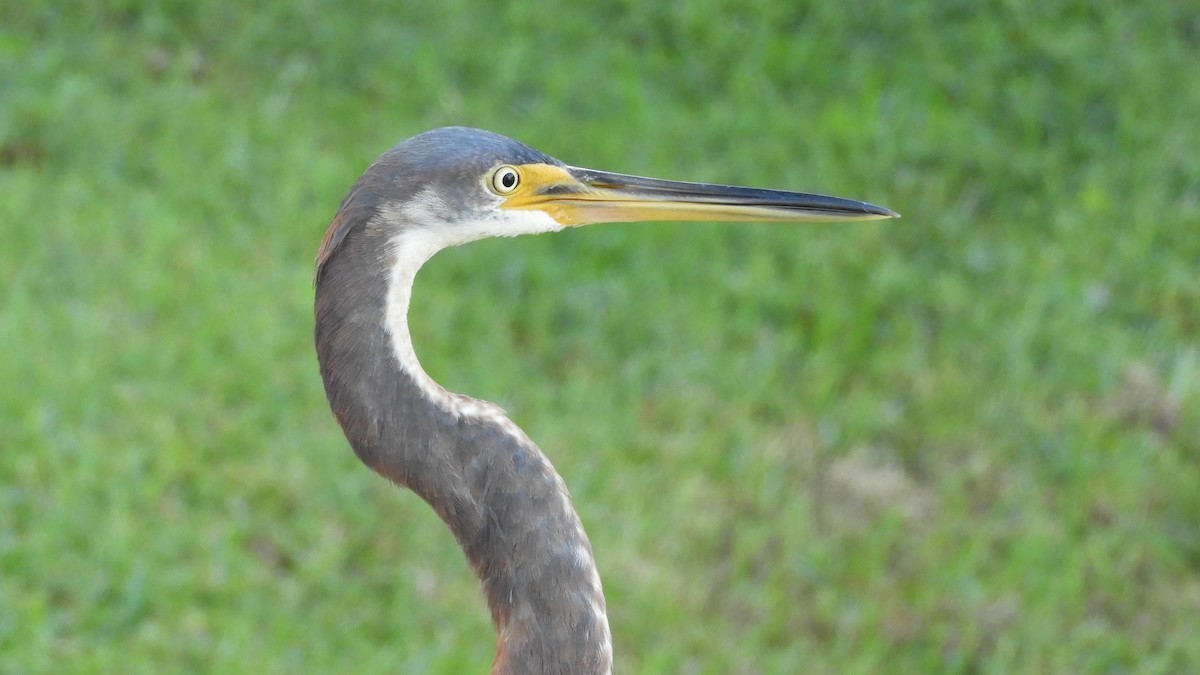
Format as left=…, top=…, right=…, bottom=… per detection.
left=1107, top=362, right=1181, bottom=437
left=248, top=535, right=293, bottom=573
left=814, top=448, right=936, bottom=536
left=0, top=140, right=45, bottom=168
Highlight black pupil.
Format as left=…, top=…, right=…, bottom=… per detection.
left=501, top=171, right=516, bottom=188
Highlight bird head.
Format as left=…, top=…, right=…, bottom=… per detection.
left=316, top=127, right=897, bottom=279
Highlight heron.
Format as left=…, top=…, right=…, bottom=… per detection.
left=314, top=126, right=897, bottom=674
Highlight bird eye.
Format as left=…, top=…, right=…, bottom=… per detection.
left=490, top=166, right=520, bottom=194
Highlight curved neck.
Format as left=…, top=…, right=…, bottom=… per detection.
left=315, top=219, right=612, bottom=674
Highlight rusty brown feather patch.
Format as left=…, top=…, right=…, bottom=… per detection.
left=314, top=184, right=363, bottom=285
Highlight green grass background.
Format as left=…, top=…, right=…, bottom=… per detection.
left=3, top=1, right=1198, bottom=672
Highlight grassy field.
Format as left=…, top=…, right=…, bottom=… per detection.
left=2, top=1, right=1198, bottom=672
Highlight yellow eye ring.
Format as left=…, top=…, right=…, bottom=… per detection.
left=490, top=165, right=520, bottom=194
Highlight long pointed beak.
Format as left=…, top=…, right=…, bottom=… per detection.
left=508, top=164, right=898, bottom=226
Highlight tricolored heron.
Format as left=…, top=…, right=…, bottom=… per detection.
left=314, top=127, right=897, bottom=674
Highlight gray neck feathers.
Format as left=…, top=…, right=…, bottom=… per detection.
left=314, top=210, right=612, bottom=674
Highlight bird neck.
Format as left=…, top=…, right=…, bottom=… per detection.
left=315, top=222, right=612, bottom=675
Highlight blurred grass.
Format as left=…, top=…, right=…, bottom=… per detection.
left=2, top=1, right=1199, bottom=673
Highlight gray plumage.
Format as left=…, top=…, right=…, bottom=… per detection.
left=316, top=129, right=609, bottom=674
left=314, top=127, right=896, bottom=674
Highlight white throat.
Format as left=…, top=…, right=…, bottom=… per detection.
left=379, top=197, right=564, bottom=420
